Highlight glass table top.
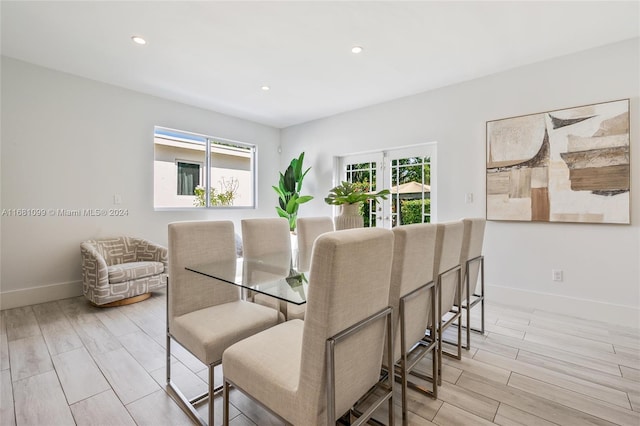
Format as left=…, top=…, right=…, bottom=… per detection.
left=186, top=252, right=309, bottom=305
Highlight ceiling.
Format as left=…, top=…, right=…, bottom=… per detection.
left=2, top=1, right=638, bottom=129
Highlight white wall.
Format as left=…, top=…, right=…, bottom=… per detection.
left=281, top=38, right=640, bottom=326
left=0, top=57, right=281, bottom=308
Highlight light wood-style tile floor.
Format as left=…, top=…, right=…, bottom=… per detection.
left=1, top=288, right=639, bottom=425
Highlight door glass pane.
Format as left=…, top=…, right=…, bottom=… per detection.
left=345, top=161, right=378, bottom=227
left=390, top=156, right=431, bottom=226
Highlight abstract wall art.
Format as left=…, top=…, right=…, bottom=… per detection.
left=486, top=99, right=630, bottom=224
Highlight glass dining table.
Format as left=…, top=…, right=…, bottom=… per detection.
left=186, top=252, right=309, bottom=312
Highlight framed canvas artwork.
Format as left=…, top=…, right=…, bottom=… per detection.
left=486, top=99, right=630, bottom=224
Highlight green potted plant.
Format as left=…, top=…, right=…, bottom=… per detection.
left=273, top=152, right=313, bottom=232
left=325, top=181, right=390, bottom=230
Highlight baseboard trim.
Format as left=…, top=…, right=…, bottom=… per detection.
left=487, top=284, right=640, bottom=328
left=1, top=281, right=83, bottom=310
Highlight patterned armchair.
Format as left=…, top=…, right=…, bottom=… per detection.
left=81, top=236, right=168, bottom=306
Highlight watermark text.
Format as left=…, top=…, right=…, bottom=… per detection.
left=1, top=208, right=129, bottom=217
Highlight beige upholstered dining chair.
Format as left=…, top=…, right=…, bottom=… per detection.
left=241, top=217, right=291, bottom=319
left=457, top=218, right=486, bottom=349
left=241, top=217, right=292, bottom=259
left=296, top=216, right=334, bottom=272
left=81, top=236, right=167, bottom=306
left=167, top=220, right=279, bottom=426
left=222, top=228, right=396, bottom=426
left=388, top=223, right=439, bottom=424
left=433, top=220, right=464, bottom=384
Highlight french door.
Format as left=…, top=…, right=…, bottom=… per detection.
left=335, top=143, right=436, bottom=228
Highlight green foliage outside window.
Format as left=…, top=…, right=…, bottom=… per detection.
left=193, top=177, right=239, bottom=207
left=391, top=157, right=431, bottom=186
left=400, top=199, right=431, bottom=224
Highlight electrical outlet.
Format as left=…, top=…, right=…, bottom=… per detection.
left=552, top=269, right=563, bottom=282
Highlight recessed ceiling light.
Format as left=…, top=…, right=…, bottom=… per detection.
left=131, top=36, right=147, bottom=45
left=261, top=85, right=270, bottom=91
left=351, top=46, right=363, bottom=54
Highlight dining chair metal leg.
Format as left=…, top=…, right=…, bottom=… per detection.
left=479, top=263, right=485, bottom=337
left=436, top=265, right=462, bottom=386
left=399, top=297, right=408, bottom=425
left=474, top=256, right=486, bottom=337
left=166, top=277, right=171, bottom=386
left=461, top=255, right=485, bottom=350
left=400, top=352, right=408, bottom=425
left=465, top=272, right=471, bottom=351
left=437, top=276, right=443, bottom=386
left=430, top=287, right=438, bottom=398
left=456, top=277, right=462, bottom=360
left=397, top=281, right=438, bottom=425
left=386, top=313, right=395, bottom=426
left=223, top=379, right=231, bottom=426
left=209, top=364, right=215, bottom=426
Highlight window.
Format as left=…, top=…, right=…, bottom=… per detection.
left=177, top=162, right=201, bottom=195
left=154, top=127, right=256, bottom=209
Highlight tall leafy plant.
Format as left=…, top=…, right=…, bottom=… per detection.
left=273, top=152, right=313, bottom=231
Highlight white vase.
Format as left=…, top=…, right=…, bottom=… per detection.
left=335, top=203, right=364, bottom=230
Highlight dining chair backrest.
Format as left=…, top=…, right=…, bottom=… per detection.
left=299, top=227, right=394, bottom=423
left=389, top=223, right=438, bottom=363
left=241, top=217, right=292, bottom=292
left=434, top=220, right=465, bottom=315
left=460, top=218, right=486, bottom=300
left=241, top=218, right=291, bottom=258
left=296, top=216, right=334, bottom=271
left=168, top=220, right=239, bottom=321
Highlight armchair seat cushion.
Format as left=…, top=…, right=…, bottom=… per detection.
left=171, top=300, right=280, bottom=365
left=107, top=261, right=165, bottom=284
